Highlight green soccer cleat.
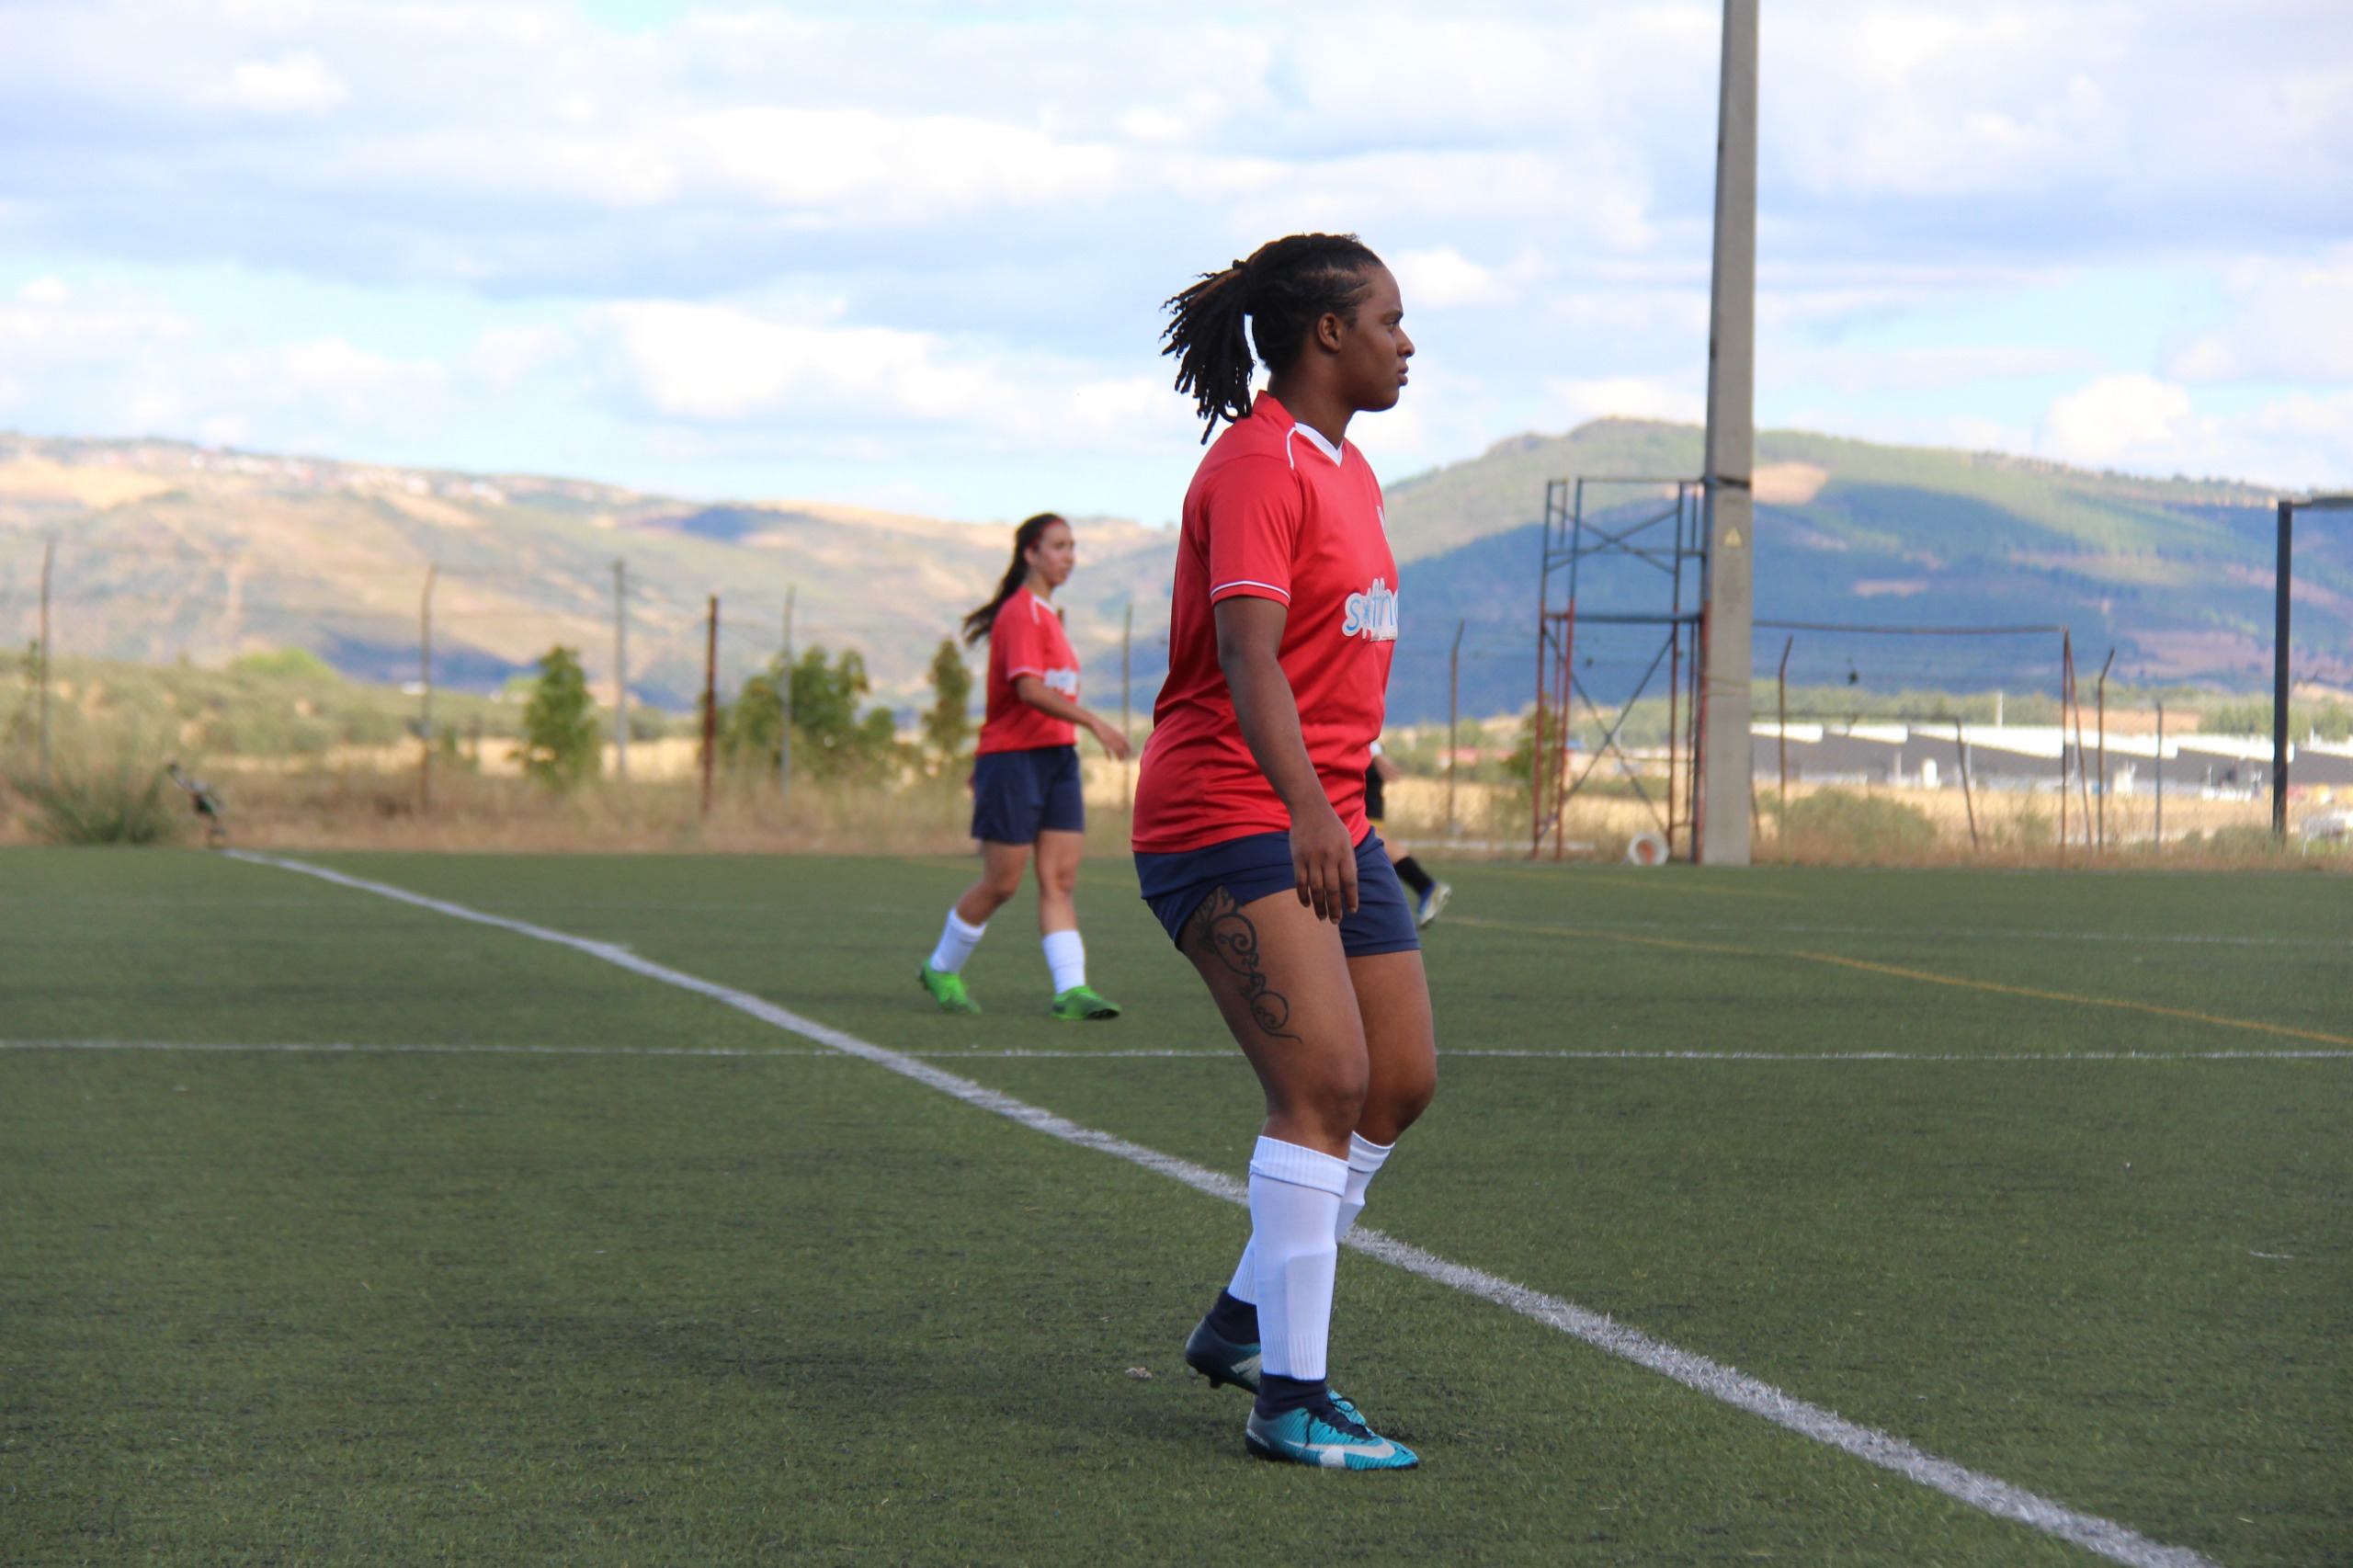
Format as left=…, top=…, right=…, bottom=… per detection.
left=919, top=965, right=981, bottom=1014
left=1245, top=1401, right=1419, bottom=1471
left=1049, top=984, right=1121, bottom=1021
left=1184, top=1313, right=1262, bottom=1393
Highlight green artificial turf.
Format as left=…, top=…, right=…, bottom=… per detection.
left=2, top=847, right=2346, bottom=1565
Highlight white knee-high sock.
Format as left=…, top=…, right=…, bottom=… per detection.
left=1041, top=928, right=1086, bottom=993
left=1335, top=1131, right=1394, bottom=1239
left=1246, top=1137, right=1348, bottom=1381
left=1228, top=1131, right=1396, bottom=1308
left=928, top=910, right=986, bottom=974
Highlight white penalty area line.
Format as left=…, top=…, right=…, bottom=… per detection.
left=222, top=850, right=2215, bottom=1568
left=0, top=1040, right=831, bottom=1058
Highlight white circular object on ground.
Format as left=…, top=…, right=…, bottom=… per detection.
left=1625, top=831, right=1670, bottom=866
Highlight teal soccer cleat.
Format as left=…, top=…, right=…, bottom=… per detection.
left=1245, top=1401, right=1419, bottom=1471
left=1183, top=1312, right=1262, bottom=1393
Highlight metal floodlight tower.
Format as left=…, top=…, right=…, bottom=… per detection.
left=2272, top=494, right=2353, bottom=838
left=1698, top=0, right=1758, bottom=865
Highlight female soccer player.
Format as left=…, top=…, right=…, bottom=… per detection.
left=921, top=513, right=1131, bottom=1019
left=1132, top=233, right=1433, bottom=1470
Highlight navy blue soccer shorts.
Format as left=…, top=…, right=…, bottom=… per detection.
left=970, top=744, right=1085, bottom=845
left=1133, top=829, right=1419, bottom=959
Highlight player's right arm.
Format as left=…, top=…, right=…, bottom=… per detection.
left=1214, top=595, right=1356, bottom=922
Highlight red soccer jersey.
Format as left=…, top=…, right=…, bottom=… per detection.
left=976, top=587, right=1081, bottom=755
left=1132, top=393, right=1398, bottom=852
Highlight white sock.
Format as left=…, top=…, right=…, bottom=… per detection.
left=927, top=910, right=986, bottom=974
left=1227, top=1238, right=1257, bottom=1303
left=1336, top=1131, right=1394, bottom=1239
left=1228, top=1132, right=1396, bottom=1306
left=1246, top=1136, right=1348, bottom=1381
left=1042, top=928, right=1086, bottom=993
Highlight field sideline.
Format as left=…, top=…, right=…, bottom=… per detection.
left=3, top=849, right=2346, bottom=1565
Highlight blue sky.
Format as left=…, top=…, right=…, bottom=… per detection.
left=2, top=0, right=2347, bottom=522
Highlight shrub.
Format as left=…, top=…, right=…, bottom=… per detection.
left=12, top=742, right=186, bottom=846
left=1783, top=788, right=1937, bottom=857
left=783, top=646, right=903, bottom=780
left=517, top=646, right=601, bottom=790
left=228, top=647, right=341, bottom=682
left=921, top=638, right=973, bottom=775
left=719, top=664, right=786, bottom=775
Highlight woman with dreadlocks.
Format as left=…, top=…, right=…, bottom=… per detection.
left=919, top=512, right=1131, bottom=1020
left=1132, top=233, right=1430, bottom=1470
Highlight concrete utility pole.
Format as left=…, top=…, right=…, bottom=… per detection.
left=613, top=558, right=629, bottom=782
left=1698, top=0, right=1757, bottom=866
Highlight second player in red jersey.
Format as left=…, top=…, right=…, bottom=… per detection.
left=977, top=585, right=1081, bottom=756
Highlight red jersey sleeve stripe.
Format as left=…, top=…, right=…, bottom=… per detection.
left=1003, top=665, right=1049, bottom=679
left=1208, top=578, right=1293, bottom=603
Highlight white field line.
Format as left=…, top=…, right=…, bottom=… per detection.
left=0, top=1040, right=824, bottom=1057
left=13, top=1040, right=2343, bottom=1065
left=222, top=851, right=2216, bottom=1568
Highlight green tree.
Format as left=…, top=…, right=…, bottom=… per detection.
left=784, top=645, right=903, bottom=780
left=720, top=662, right=786, bottom=774
left=921, top=637, right=973, bottom=774
left=517, top=645, right=601, bottom=790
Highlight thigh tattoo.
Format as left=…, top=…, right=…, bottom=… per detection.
left=1188, top=885, right=1298, bottom=1041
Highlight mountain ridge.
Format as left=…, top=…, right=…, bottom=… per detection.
left=4, top=422, right=2344, bottom=724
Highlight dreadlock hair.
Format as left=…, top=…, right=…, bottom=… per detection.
left=961, top=512, right=1066, bottom=646
left=1161, top=233, right=1384, bottom=442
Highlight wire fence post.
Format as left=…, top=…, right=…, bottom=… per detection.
left=1120, top=603, right=1133, bottom=812
left=1954, top=716, right=1980, bottom=853
left=36, top=537, right=53, bottom=791
left=418, top=564, right=438, bottom=812
left=2154, top=696, right=2165, bottom=849
left=700, top=595, right=719, bottom=818
left=779, top=585, right=794, bottom=802
left=2094, top=647, right=2115, bottom=851
left=1776, top=636, right=1791, bottom=843
left=612, top=558, right=629, bottom=783
left=2057, top=632, right=2073, bottom=863
left=1446, top=618, right=1464, bottom=839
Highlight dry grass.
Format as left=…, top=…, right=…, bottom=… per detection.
left=2, top=746, right=2340, bottom=873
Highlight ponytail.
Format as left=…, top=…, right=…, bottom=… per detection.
left=1161, top=233, right=1383, bottom=442
left=962, top=512, right=1064, bottom=646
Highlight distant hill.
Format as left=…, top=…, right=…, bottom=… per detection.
left=0, top=436, right=1175, bottom=712
left=5, top=422, right=2343, bottom=725
left=1385, top=421, right=2349, bottom=721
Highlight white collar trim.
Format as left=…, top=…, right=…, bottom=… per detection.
left=1287, top=420, right=1345, bottom=468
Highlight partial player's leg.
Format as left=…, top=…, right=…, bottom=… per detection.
left=1034, top=828, right=1118, bottom=1019
left=1382, top=837, right=1451, bottom=928
left=1338, top=948, right=1436, bottom=1236
left=920, top=840, right=1029, bottom=1013
left=1178, top=886, right=1416, bottom=1469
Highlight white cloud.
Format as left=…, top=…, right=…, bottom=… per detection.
left=1392, top=247, right=1500, bottom=309
left=222, top=53, right=347, bottom=115
left=2039, top=374, right=2198, bottom=466
left=2166, top=254, right=2353, bottom=384
left=1547, top=377, right=1706, bottom=426
left=591, top=301, right=999, bottom=422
